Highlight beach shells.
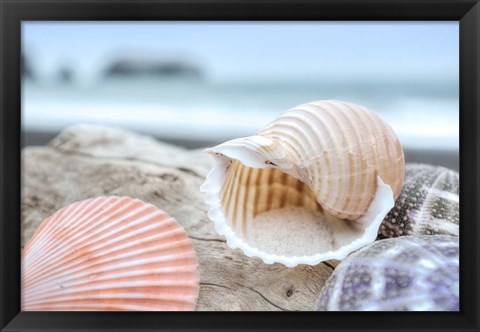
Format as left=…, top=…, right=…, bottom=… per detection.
left=201, top=100, right=405, bottom=266
left=22, top=196, right=200, bottom=311
left=380, top=164, right=459, bottom=238
left=316, top=235, right=459, bottom=311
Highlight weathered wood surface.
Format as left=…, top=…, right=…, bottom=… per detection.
left=21, top=125, right=337, bottom=311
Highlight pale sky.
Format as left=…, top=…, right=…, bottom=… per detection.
left=22, top=21, right=458, bottom=83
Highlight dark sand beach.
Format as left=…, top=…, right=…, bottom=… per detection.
left=23, top=130, right=459, bottom=171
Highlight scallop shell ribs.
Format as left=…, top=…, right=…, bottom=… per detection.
left=21, top=196, right=200, bottom=311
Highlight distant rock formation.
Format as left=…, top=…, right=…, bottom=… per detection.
left=57, top=66, right=74, bottom=84
left=22, top=54, right=35, bottom=80
left=103, top=55, right=204, bottom=79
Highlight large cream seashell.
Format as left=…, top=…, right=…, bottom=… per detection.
left=22, top=196, right=200, bottom=311
left=201, top=100, right=405, bottom=267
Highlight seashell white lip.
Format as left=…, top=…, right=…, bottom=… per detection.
left=200, top=100, right=403, bottom=267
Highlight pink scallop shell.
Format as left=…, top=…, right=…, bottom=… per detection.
left=22, top=196, right=200, bottom=311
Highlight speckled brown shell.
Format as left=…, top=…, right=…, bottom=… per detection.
left=380, top=163, right=459, bottom=238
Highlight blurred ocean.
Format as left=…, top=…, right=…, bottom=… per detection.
left=23, top=77, right=459, bottom=151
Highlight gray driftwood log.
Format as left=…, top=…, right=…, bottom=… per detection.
left=22, top=125, right=336, bottom=311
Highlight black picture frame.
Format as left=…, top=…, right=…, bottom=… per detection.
left=1, top=0, right=479, bottom=331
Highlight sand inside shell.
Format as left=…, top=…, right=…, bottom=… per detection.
left=248, top=206, right=334, bottom=257
left=204, top=147, right=395, bottom=266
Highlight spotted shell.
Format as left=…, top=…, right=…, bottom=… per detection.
left=380, top=164, right=459, bottom=238
left=316, top=235, right=459, bottom=311
left=22, top=196, right=200, bottom=311
left=201, top=100, right=405, bottom=267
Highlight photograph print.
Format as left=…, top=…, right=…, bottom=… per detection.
left=21, top=21, right=459, bottom=311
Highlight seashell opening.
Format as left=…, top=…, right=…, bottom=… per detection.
left=201, top=137, right=395, bottom=267
left=201, top=100, right=404, bottom=267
